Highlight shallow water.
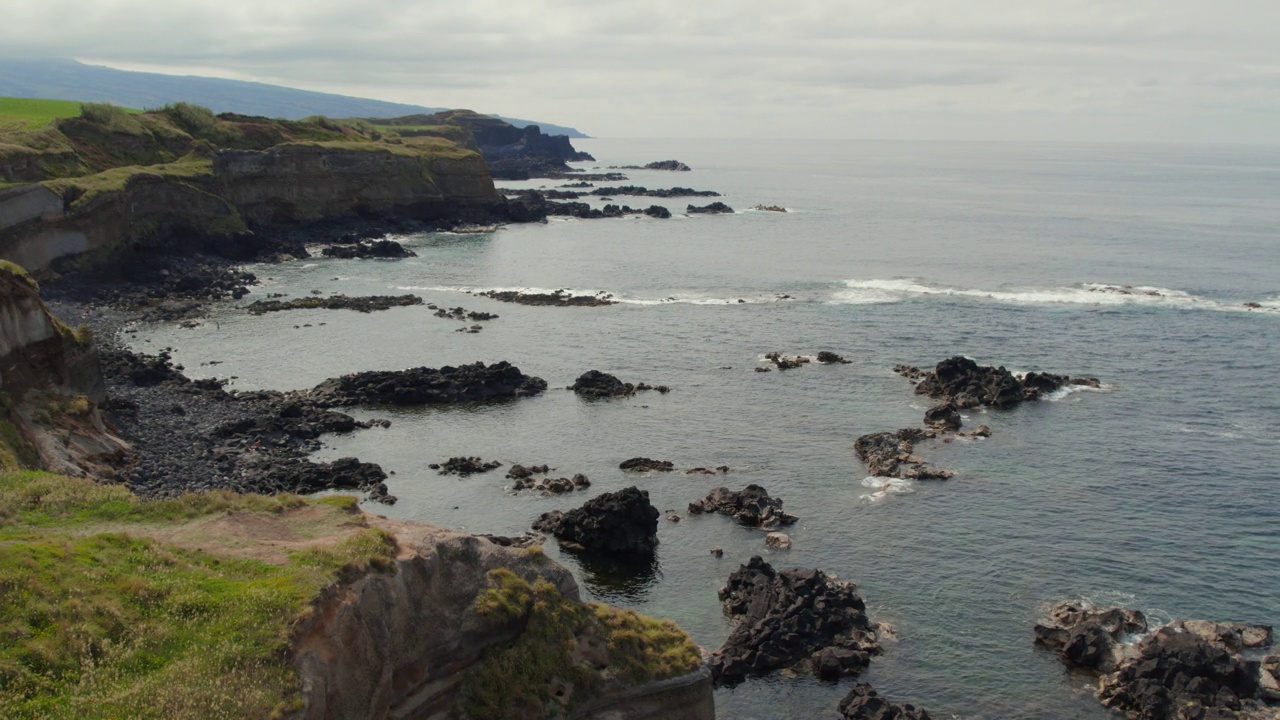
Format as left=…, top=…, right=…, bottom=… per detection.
left=130, top=139, right=1280, bottom=719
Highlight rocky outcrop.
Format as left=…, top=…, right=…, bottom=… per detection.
left=620, top=457, right=675, bottom=472
left=687, top=485, right=798, bottom=528
left=1035, top=600, right=1276, bottom=720
left=838, top=684, right=933, bottom=720
left=687, top=202, right=735, bottom=214
left=532, top=486, right=660, bottom=555
left=431, top=456, right=503, bottom=476
left=307, top=361, right=547, bottom=407
left=477, top=289, right=616, bottom=307
left=895, top=356, right=1101, bottom=409
left=591, top=186, right=718, bottom=198
left=291, top=520, right=714, bottom=720
left=709, top=556, right=881, bottom=685
left=922, top=402, right=961, bottom=430
left=644, top=160, right=692, bottom=171
left=570, top=371, right=670, bottom=398
left=320, top=239, right=416, bottom=259
left=854, top=429, right=950, bottom=480
left=246, top=294, right=423, bottom=314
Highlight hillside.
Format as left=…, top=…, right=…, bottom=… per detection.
left=0, top=59, right=589, bottom=138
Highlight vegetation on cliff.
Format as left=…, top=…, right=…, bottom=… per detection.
left=460, top=568, right=703, bottom=720
left=0, top=469, right=396, bottom=720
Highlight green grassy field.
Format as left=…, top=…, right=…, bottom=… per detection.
left=0, top=98, right=102, bottom=131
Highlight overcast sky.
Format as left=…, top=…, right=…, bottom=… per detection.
left=5, top=0, right=1279, bottom=141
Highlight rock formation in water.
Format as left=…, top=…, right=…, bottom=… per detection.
left=532, top=486, right=660, bottom=555
left=1035, top=600, right=1277, bottom=720
left=308, top=361, right=547, bottom=407
left=895, top=356, right=1100, bottom=409
left=838, top=684, right=934, bottom=720
left=687, top=485, right=798, bottom=528
left=709, top=556, right=882, bottom=686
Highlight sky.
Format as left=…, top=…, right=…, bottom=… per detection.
left=3, top=0, right=1279, bottom=141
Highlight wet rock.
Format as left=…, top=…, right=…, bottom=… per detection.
left=531, top=486, right=660, bottom=555
left=619, top=457, right=675, bottom=472
left=432, top=306, right=498, bottom=322
left=308, top=361, right=547, bottom=406
left=686, top=466, right=730, bottom=475
left=854, top=429, right=937, bottom=478
left=901, top=465, right=953, bottom=480
left=765, top=532, right=792, bottom=549
left=643, top=205, right=672, bottom=219
left=1034, top=601, right=1149, bottom=673
left=923, top=402, right=961, bottom=431
left=477, top=289, right=616, bottom=307
left=245, top=294, right=423, bottom=314
left=765, top=352, right=810, bottom=370
left=435, top=456, right=503, bottom=476
left=709, top=556, right=881, bottom=685
left=817, top=351, right=852, bottom=364
left=687, top=485, right=798, bottom=527
left=320, top=239, right=416, bottom=259
left=961, top=425, right=992, bottom=438
left=896, top=356, right=1101, bottom=408
left=687, top=202, right=735, bottom=214
left=752, top=204, right=787, bottom=213
left=591, top=185, right=718, bottom=198
left=571, top=370, right=634, bottom=397
left=506, top=464, right=550, bottom=480
left=711, top=548, right=724, bottom=558
left=477, top=533, right=544, bottom=548
left=838, top=684, right=934, bottom=720
left=643, top=160, right=692, bottom=171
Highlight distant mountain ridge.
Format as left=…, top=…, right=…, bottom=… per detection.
left=0, top=58, right=588, bottom=137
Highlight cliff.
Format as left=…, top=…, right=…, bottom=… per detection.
left=0, top=470, right=715, bottom=720
left=0, top=261, right=129, bottom=474
left=0, top=104, right=503, bottom=275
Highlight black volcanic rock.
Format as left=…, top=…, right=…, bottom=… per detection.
left=687, top=201, right=735, bottom=214
left=321, top=239, right=415, bottom=259
left=896, top=356, right=1100, bottom=409
left=308, top=361, right=546, bottom=406
left=531, top=486, right=659, bottom=554
left=923, top=402, right=961, bottom=430
left=245, top=294, right=423, bottom=314
left=571, top=370, right=634, bottom=397
left=709, top=556, right=881, bottom=685
left=688, top=485, right=797, bottom=528
left=838, top=684, right=934, bottom=720
left=478, top=289, right=616, bottom=307
left=592, top=185, right=718, bottom=198
left=434, top=456, right=503, bottom=476
left=643, top=205, right=672, bottom=219
left=644, top=160, right=692, bottom=171
left=619, top=457, right=675, bottom=472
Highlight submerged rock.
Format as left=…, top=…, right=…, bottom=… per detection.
left=838, top=684, right=934, bottom=720
left=531, top=486, right=660, bottom=554
left=433, top=456, right=502, bottom=477
left=709, top=556, right=881, bottom=685
left=308, top=361, right=546, bottom=407
left=687, top=485, right=798, bottom=528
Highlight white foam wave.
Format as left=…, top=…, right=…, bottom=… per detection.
left=394, top=285, right=779, bottom=306
left=859, top=476, right=915, bottom=502
left=834, top=279, right=1279, bottom=314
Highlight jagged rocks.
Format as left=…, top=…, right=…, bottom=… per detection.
left=1036, top=601, right=1276, bottom=720
left=765, top=352, right=810, bottom=370
left=687, top=202, right=735, bottom=214
left=1034, top=600, right=1149, bottom=672
left=709, top=556, right=881, bottom=685
left=923, top=402, right=961, bottom=430
left=896, top=356, right=1101, bottom=409
left=513, top=473, right=591, bottom=494
left=531, top=486, right=660, bottom=554
left=687, top=485, right=798, bottom=528
left=477, top=289, right=616, bottom=307
left=620, top=457, right=675, bottom=472
left=308, top=361, right=546, bottom=407
left=753, top=204, right=787, bottom=213
left=838, top=684, right=934, bottom=720
left=431, top=456, right=502, bottom=476
left=571, top=370, right=633, bottom=397
left=765, top=532, right=792, bottom=549
left=854, top=429, right=948, bottom=480
left=644, top=205, right=672, bottom=219
left=320, top=239, right=416, bottom=259
left=644, top=160, right=692, bottom=171
left=431, top=305, right=498, bottom=322
left=592, top=185, right=719, bottom=198
left=817, top=351, right=852, bottom=364
left=245, top=294, right=423, bottom=314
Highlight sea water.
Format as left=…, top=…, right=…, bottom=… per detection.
left=130, top=139, right=1280, bottom=719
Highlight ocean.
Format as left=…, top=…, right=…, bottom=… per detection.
left=128, top=138, right=1280, bottom=718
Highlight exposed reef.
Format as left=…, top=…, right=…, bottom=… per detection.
left=245, top=294, right=423, bottom=314
left=895, top=356, right=1100, bottom=409
left=532, top=486, right=660, bottom=555
left=476, top=289, right=617, bottom=307
left=308, top=361, right=547, bottom=407
left=687, top=485, right=798, bottom=528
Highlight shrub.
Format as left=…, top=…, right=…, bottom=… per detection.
left=78, top=103, right=143, bottom=135
left=162, top=102, right=217, bottom=135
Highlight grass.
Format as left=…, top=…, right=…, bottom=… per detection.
left=458, top=570, right=702, bottom=720
left=0, top=98, right=109, bottom=131
left=0, top=470, right=394, bottom=720
left=41, top=155, right=214, bottom=209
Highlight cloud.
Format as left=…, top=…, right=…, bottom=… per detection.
left=5, top=0, right=1279, bottom=140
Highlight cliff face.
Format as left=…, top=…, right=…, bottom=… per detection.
left=292, top=520, right=715, bottom=720
left=0, top=263, right=129, bottom=474
left=215, top=144, right=500, bottom=225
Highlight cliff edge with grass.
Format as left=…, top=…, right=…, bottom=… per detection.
left=0, top=102, right=501, bottom=274
left=0, top=213, right=714, bottom=720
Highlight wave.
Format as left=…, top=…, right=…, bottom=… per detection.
left=859, top=476, right=915, bottom=502
left=833, top=279, right=1279, bottom=314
